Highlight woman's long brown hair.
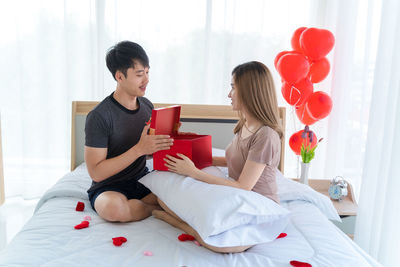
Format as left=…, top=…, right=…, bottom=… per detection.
left=232, top=61, right=283, bottom=139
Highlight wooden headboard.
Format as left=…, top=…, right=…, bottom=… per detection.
left=71, top=101, right=286, bottom=172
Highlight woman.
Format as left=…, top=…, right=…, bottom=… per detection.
left=153, top=61, right=283, bottom=253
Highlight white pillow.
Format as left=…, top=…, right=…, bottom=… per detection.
left=139, top=166, right=290, bottom=247
left=207, top=148, right=340, bottom=222
left=275, top=170, right=341, bottom=222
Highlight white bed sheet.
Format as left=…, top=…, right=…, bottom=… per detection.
left=0, top=161, right=381, bottom=267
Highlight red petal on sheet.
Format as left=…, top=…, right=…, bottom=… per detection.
left=74, top=220, right=89, bottom=229
left=113, top=239, right=123, bottom=246
left=112, top=237, right=127, bottom=244
left=143, top=250, right=153, bottom=256
left=290, top=260, right=312, bottom=267
left=83, top=215, right=91, bottom=221
left=277, top=233, right=287, bottom=239
left=75, top=201, right=85, bottom=211
left=178, top=233, right=195, bottom=241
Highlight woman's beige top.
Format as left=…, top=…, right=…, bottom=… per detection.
left=225, top=125, right=281, bottom=203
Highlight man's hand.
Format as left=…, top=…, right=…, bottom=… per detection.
left=136, top=124, right=174, bottom=155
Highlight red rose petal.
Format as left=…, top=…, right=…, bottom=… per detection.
left=178, top=233, right=195, bottom=241
left=75, top=201, right=85, bottom=211
left=290, top=260, right=312, bottom=267
left=143, top=250, right=153, bottom=256
left=74, top=220, right=89, bottom=229
left=113, top=239, right=123, bottom=246
left=277, top=233, right=287, bottom=239
left=112, top=237, right=127, bottom=243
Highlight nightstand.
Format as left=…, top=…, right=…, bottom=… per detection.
left=293, top=178, right=358, bottom=239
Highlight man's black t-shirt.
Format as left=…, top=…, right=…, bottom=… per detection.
left=85, top=92, right=153, bottom=193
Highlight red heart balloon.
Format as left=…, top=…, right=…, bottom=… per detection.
left=289, top=130, right=317, bottom=155
left=281, top=78, right=313, bottom=107
left=307, top=91, right=333, bottom=119
left=296, top=91, right=332, bottom=124
left=277, top=53, right=310, bottom=84
left=291, top=27, right=307, bottom=52
left=300, top=28, right=335, bottom=61
left=295, top=102, right=318, bottom=125
left=308, top=57, right=330, bottom=83
left=274, top=51, right=294, bottom=69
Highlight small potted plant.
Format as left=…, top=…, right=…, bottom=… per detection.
left=299, top=126, right=323, bottom=185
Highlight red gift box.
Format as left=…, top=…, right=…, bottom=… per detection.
left=150, top=105, right=212, bottom=171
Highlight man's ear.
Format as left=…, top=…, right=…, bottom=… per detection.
left=115, top=70, right=124, bottom=82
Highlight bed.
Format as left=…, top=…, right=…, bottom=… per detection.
left=0, top=101, right=381, bottom=267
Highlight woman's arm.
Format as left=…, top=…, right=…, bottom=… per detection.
left=212, top=156, right=227, bottom=167
left=164, top=154, right=265, bottom=190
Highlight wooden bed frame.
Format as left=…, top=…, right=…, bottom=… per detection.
left=70, top=101, right=286, bottom=172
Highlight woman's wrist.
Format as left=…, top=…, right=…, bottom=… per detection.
left=191, top=168, right=203, bottom=180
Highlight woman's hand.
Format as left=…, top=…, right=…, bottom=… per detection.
left=164, top=153, right=198, bottom=177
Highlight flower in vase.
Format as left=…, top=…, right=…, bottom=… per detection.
left=301, top=133, right=323, bottom=164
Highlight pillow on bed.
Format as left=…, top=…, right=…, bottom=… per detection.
left=204, top=149, right=340, bottom=222
left=275, top=170, right=341, bottom=222
left=139, top=166, right=290, bottom=247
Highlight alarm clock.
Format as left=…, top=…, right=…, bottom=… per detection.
left=328, top=176, right=348, bottom=200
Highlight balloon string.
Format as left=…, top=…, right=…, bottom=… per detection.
left=305, top=102, right=318, bottom=120
left=290, top=105, right=300, bottom=177
left=290, top=85, right=301, bottom=106
left=301, top=102, right=306, bottom=120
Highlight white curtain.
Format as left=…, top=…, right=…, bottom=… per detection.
left=354, top=0, right=400, bottom=266
left=0, top=0, right=327, bottom=199
left=302, top=0, right=382, bottom=197
left=0, top=0, right=106, bottom=198
left=0, top=0, right=388, bottom=232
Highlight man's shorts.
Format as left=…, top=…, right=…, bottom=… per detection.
left=88, top=168, right=151, bottom=212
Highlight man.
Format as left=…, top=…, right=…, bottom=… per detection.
left=85, top=41, right=173, bottom=222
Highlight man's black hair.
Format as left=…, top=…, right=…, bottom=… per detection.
left=106, top=41, right=149, bottom=81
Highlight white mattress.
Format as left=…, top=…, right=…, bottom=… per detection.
left=0, top=161, right=381, bottom=267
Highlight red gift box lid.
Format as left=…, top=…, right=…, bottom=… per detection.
left=150, top=105, right=181, bottom=136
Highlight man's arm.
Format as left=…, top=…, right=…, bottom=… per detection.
left=85, top=124, right=173, bottom=182
left=84, top=146, right=143, bottom=183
